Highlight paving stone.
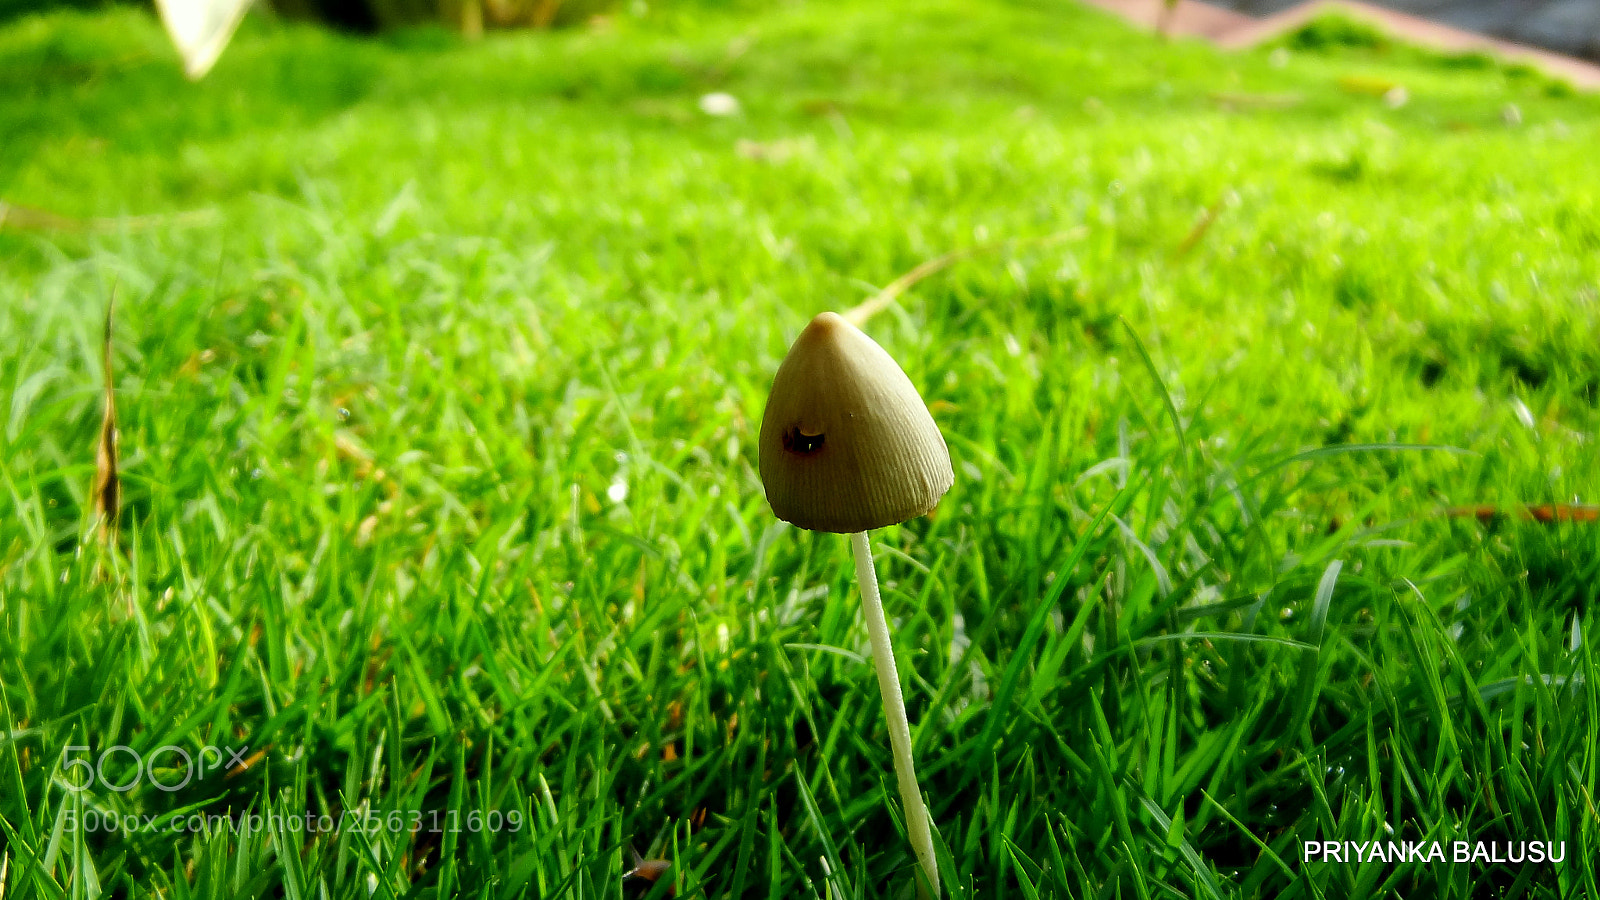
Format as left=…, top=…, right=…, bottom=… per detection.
left=1209, top=0, right=1600, bottom=58
left=1514, top=0, right=1600, bottom=57
left=1078, top=0, right=1600, bottom=85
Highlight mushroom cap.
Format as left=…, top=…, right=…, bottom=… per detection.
left=758, top=312, right=954, bottom=533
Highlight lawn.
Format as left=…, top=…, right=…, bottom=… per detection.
left=2, top=0, right=1599, bottom=896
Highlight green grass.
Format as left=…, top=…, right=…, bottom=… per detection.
left=2, top=0, right=1599, bottom=896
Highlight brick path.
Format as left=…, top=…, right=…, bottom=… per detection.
left=1078, top=0, right=1600, bottom=88
left=1228, top=0, right=1600, bottom=61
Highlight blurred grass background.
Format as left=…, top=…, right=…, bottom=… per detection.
left=2, top=0, right=1598, bottom=896
left=0, top=0, right=724, bottom=32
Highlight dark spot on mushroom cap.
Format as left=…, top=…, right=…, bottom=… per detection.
left=757, top=311, right=953, bottom=533
left=783, top=428, right=825, bottom=454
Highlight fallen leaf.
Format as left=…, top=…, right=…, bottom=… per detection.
left=625, top=846, right=673, bottom=895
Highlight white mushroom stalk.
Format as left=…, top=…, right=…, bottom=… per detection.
left=758, top=312, right=952, bottom=898
left=852, top=530, right=939, bottom=898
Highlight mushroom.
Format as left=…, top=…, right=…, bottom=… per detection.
left=758, top=311, right=952, bottom=898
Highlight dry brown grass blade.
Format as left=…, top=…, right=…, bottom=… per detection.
left=1208, top=91, right=1303, bottom=110
left=1446, top=504, right=1600, bottom=523
left=841, top=226, right=1087, bottom=328
left=0, top=199, right=218, bottom=233
left=93, top=296, right=120, bottom=544
left=1175, top=197, right=1227, bottom=258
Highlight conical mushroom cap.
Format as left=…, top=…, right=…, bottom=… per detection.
left=758, top=312, right=953, bottom=533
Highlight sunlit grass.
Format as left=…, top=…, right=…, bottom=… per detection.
left=2, top=0, right=1598, bottom=896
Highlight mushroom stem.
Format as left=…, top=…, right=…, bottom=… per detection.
left=851, top=531, right=939, bottom=899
